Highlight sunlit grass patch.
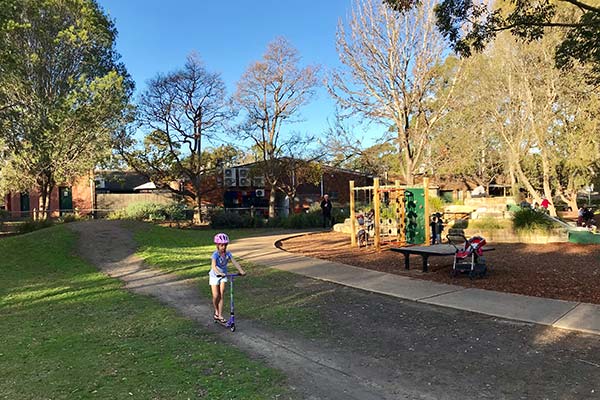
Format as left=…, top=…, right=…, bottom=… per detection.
left=0, top=225, right=291, bottom=399
left=130, top=224, right=335, bottom=338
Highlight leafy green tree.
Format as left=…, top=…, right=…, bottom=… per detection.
left=437, top=29, right=599, bottom=214
left=0, top=0, right=131, bottom=216
left=117, top=54, right=234, bottom=223
left=385, top=0, right=600, bottom=82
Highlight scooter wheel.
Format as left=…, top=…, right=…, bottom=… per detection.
left=230, top=324, right=236, bottom=332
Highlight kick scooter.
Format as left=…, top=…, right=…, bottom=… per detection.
left=216, top=273, right=243, bottom=332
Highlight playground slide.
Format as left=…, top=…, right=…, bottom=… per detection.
left=542, top=213, right=576, bottom=230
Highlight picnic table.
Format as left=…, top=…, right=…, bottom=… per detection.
left=390, top=244, right=494, bottom=272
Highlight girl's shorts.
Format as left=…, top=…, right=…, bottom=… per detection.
left=209, top=275, right=228, bottom=286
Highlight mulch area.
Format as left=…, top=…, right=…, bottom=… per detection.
left=278, top=231, right=600, bottom=305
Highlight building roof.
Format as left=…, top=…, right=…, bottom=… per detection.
left=95, top=170, right=149, bottom=193
left=133, top=182, right=157, bottom=191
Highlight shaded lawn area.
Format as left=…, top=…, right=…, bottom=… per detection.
left=279, top=232, right=600, bottom=304
left=0, top=225, right=290, bottom=400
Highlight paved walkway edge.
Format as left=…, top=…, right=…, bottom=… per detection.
left=233, top=233, right=600, bottom=337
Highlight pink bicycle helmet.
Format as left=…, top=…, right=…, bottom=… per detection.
left=214, top=233, right=230, bottom=244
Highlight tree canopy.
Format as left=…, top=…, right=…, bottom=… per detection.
left=233, top=37, right=320, bottom=216
left=116, top=54, right=233, bottom=223
left=384, top=0, right=600, bottom=82
left=0, top=0, right=131, bottom=214
left=329, top=0, right=456, bottom=185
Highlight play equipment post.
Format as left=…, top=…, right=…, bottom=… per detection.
left=350, top=180, right=356, bottom=247
left=374, top=178, right=381, bottom=251
left=424, top=177, right=430, bottom=246
left=349, top=177, right=430, bottom=250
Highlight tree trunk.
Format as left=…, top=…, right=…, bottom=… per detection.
left=193, top=181, right=202, bottom=225
left=540, top=151, right=557, bottom=216
left=268, top=186, right=276, bottom=218
left=557, top=189, right=579, bottom=214
left=37, top=176, right=52, bottom=220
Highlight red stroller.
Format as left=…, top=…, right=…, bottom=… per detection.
left=447, top=232, right=488, bottom=278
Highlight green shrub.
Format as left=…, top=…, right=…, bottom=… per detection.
left=266, top=216, right=283, bottom=228
left=452, top=219, right=469, bottom=229
left=429, top=196, right=445, bottom=213
left=0, top=209, right=9, bottom=220
left=281, top=211, right=322, bottom=229
left=333, top=207, right=349, bottom=224
left=163, top=203, right=189, bottom=221
left=17, top=219, right=54, bottom=234
left=512, top=208, right=555, bottom=232
left=210, top=211, right=245, bottom=228
left=107, top=209, right=128, bottom=220
left=469, top=217, right=509, bottom=230
left=57, top=213, right=83, bottom=223
left=211, top=207, right=341, bottom=230
left=107, top=202, right=191, bottom=221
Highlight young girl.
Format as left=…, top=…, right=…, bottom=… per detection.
left=210, top=233, right=246, bottom=323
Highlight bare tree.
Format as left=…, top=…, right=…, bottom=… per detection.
left=117, top=54, right=232, bottom=223
left=328, top=0, right=460, bottom=185
left=233, top=37, right=320, bottom=217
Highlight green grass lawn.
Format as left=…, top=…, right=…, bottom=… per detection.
left=0, top=225, right=290, bottom=399
left=132, top=224, right=333, bottom=338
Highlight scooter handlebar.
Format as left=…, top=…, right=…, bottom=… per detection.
left=217, top=273, right=245, bottom=278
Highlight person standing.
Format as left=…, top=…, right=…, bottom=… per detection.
left=320, top=194, right=333, bottom=228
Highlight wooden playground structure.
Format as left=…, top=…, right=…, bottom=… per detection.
left=350, top=177, right=431, bottom=251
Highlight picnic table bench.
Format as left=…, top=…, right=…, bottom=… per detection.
left=390, top=244, right=494, bottom=272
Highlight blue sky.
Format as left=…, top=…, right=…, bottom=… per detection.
left=97, top=0, right=384, bottom=148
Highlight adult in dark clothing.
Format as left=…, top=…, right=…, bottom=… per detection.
left=320, top=194, right=333, bottom=228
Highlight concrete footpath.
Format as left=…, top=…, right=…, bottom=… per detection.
left=232, top=231, right=600, bottom=337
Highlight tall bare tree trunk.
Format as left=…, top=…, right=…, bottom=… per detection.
left=268, top=186, right=276, bottom=218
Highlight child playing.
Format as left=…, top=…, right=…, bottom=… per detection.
left=210, top=233, right=246, bottom=323
left=430, top=216, right=438, bottom=244
left=436, top=214, right=444, bottom=244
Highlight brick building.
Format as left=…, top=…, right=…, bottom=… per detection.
left=3, top=174, right=93, bottom=219
left=219, top=162, right=373, bottom=215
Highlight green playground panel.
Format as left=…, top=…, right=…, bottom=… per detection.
left=568, top=230, right=600, bottom=244
left=405, top=188, right=426, bottom=244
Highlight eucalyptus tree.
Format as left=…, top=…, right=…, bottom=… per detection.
left=328, top=0, right=461, bottom=185
left=385, top=0, right=600, bottom=83
left=233, top=37, right=320, bottom=217
left=492, top=31, right=600, bottom=214
left=0, top=0, right=131, bottom=216
left=117, top=54, right=233, bottom=223
left=427, top=56, right=505, bottom=190
left=437, top=28, right=599, bottom=214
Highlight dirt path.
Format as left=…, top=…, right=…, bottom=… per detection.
left=68, top=221, right=600, bottom=400
left=68, top=220, right=415, bottom=399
